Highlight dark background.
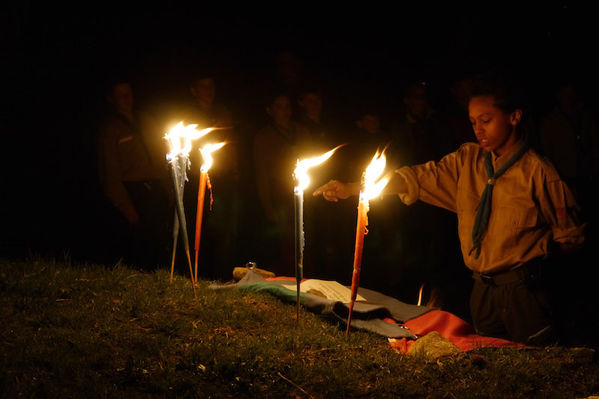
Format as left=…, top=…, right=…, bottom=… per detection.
left=3, top=2, right=598, bottom=315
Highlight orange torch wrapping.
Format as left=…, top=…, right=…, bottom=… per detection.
left=346, top=199, right=369, bottom=336
left=194, top=171, right=208, bottom=282
left=345, top=149, right=389, bottom=337
left=193, top=141, right=224, bottom=282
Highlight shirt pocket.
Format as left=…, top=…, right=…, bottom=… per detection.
left=495, top=204, right=538, bottom=231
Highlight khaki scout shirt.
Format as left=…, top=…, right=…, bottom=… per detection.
left=395, top=142, right=585, bottom=274
left=97, top=112, right=165, bottom=213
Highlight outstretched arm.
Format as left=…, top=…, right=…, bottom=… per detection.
left=312, top=180, right=359, bottom=202
left=312, top=173, right=408, bottom=202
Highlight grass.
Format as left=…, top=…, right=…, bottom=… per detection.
left=1, top=257, right=598, bottom=398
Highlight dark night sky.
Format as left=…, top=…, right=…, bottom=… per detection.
left=3, top=2, right=598, bottom=260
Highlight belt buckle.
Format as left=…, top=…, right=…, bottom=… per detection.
left=480, top=274, right=495, bottom=286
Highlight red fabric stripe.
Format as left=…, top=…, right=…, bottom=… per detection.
left=265, top=277, right=524, bottom=352
left=389, top=310, right=525, bottom=353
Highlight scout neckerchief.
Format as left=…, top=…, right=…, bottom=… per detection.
left=469, top=142, right=529, bottom=259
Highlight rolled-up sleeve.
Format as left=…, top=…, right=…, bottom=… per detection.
left=538, top=175, right=585, bottom=247
left=395, top=149, right=461, bottom=213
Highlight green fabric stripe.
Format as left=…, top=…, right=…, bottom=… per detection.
left=239, top=282, right=307, bottom=305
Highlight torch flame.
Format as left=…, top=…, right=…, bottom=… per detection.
left=361, top=150, right=390, bottom=201
left=417, top=284, right=424, bottom=306
left=165, top=122, right=215, bottom=161
left=199, top=142, right=226, bottom=172
left=294, top=145, right=342, bottom=192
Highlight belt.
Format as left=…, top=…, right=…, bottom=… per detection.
left=472, top=259, right=545, bottom=286
left=473, top=269, right=526, bottom=286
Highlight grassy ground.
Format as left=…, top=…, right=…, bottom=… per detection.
left=1, top=257, right=598, bottom=398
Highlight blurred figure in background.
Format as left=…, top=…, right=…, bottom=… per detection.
left=253, top=93, right=310, bottom=276
left=389, top=80, right=462, bottom=311
left=538, top=82, right=599, bottom=345
left=181, top=72, right=242, bottom=280
left=296, top=87, right=334, bottom=147
left=310, top=104, right=395, bottom=286
left=185, top=73, right=233, bottom=129
left=443, top=76, right=476, bottom=148
left=96, top=80, right=170, bottom=269
left=294, top=86, right=344, bottom=279
left=350, top=106, right=392, bottom=175
left=539, top=82, right=599, bottom=215
left=275, top=51, right=303, bottom=110
left=393, top=80, right=453, bottom=164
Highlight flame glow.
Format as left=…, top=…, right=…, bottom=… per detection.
left=200, top=142, right=226, bottom=172
left=294, top=146, right=341, bottom=192
left=165, top=122, right=215, bottom=161
left=417, top=284, right=424, bottom=306
left=360, top=150, right=390, bottom=201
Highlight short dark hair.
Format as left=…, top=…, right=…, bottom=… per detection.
left=469, top=70, right=535, bottom=144
left=468, top=71, right=527, bottom=113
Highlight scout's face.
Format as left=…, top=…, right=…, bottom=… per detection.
left=469, top=95, right=521, bottom=156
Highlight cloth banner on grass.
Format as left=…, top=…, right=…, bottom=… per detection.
left=210, top=270, right=430, bottom=339
left=209, top=270, right=524, bottom=351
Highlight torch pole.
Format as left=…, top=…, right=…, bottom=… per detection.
left=346, top=198, right=369, bottom=337
left=194, top=171, right=208, bottom=283
left=170, top=210, right=179, bottom=283
left=169, top=156, right=197, bottom=298
left=294, top=188, right=304, bottom=323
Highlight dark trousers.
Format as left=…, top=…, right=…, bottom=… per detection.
left=470, top=264, right=557, bottom=346
left=123, top=180, right=170, bottom=270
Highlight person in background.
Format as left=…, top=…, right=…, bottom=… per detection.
left=183, top=72, right=235, bottom=172
left=96, top=80, right=170, bottom=269
left=181, top=72, right=241, bottom=280
left=296, top=87, right=333, bottom=148
left=443, top=75, right=477, bottom=147
left=390, top=80, right=461, bottom=307
left=274, top=51, right=303, bottom=111
left=539, top=82, right=599, bottom=215
left=253, top=93, right=310, bottom=276
left=392, top=80, right=453, bottom=165
left=537, top=81, right=599, bottom=345
left=186, top=73, right=233, bottom=128
left=346, top=106, right=391, bottom=179
left=312, top=105, right=399, bottom=289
